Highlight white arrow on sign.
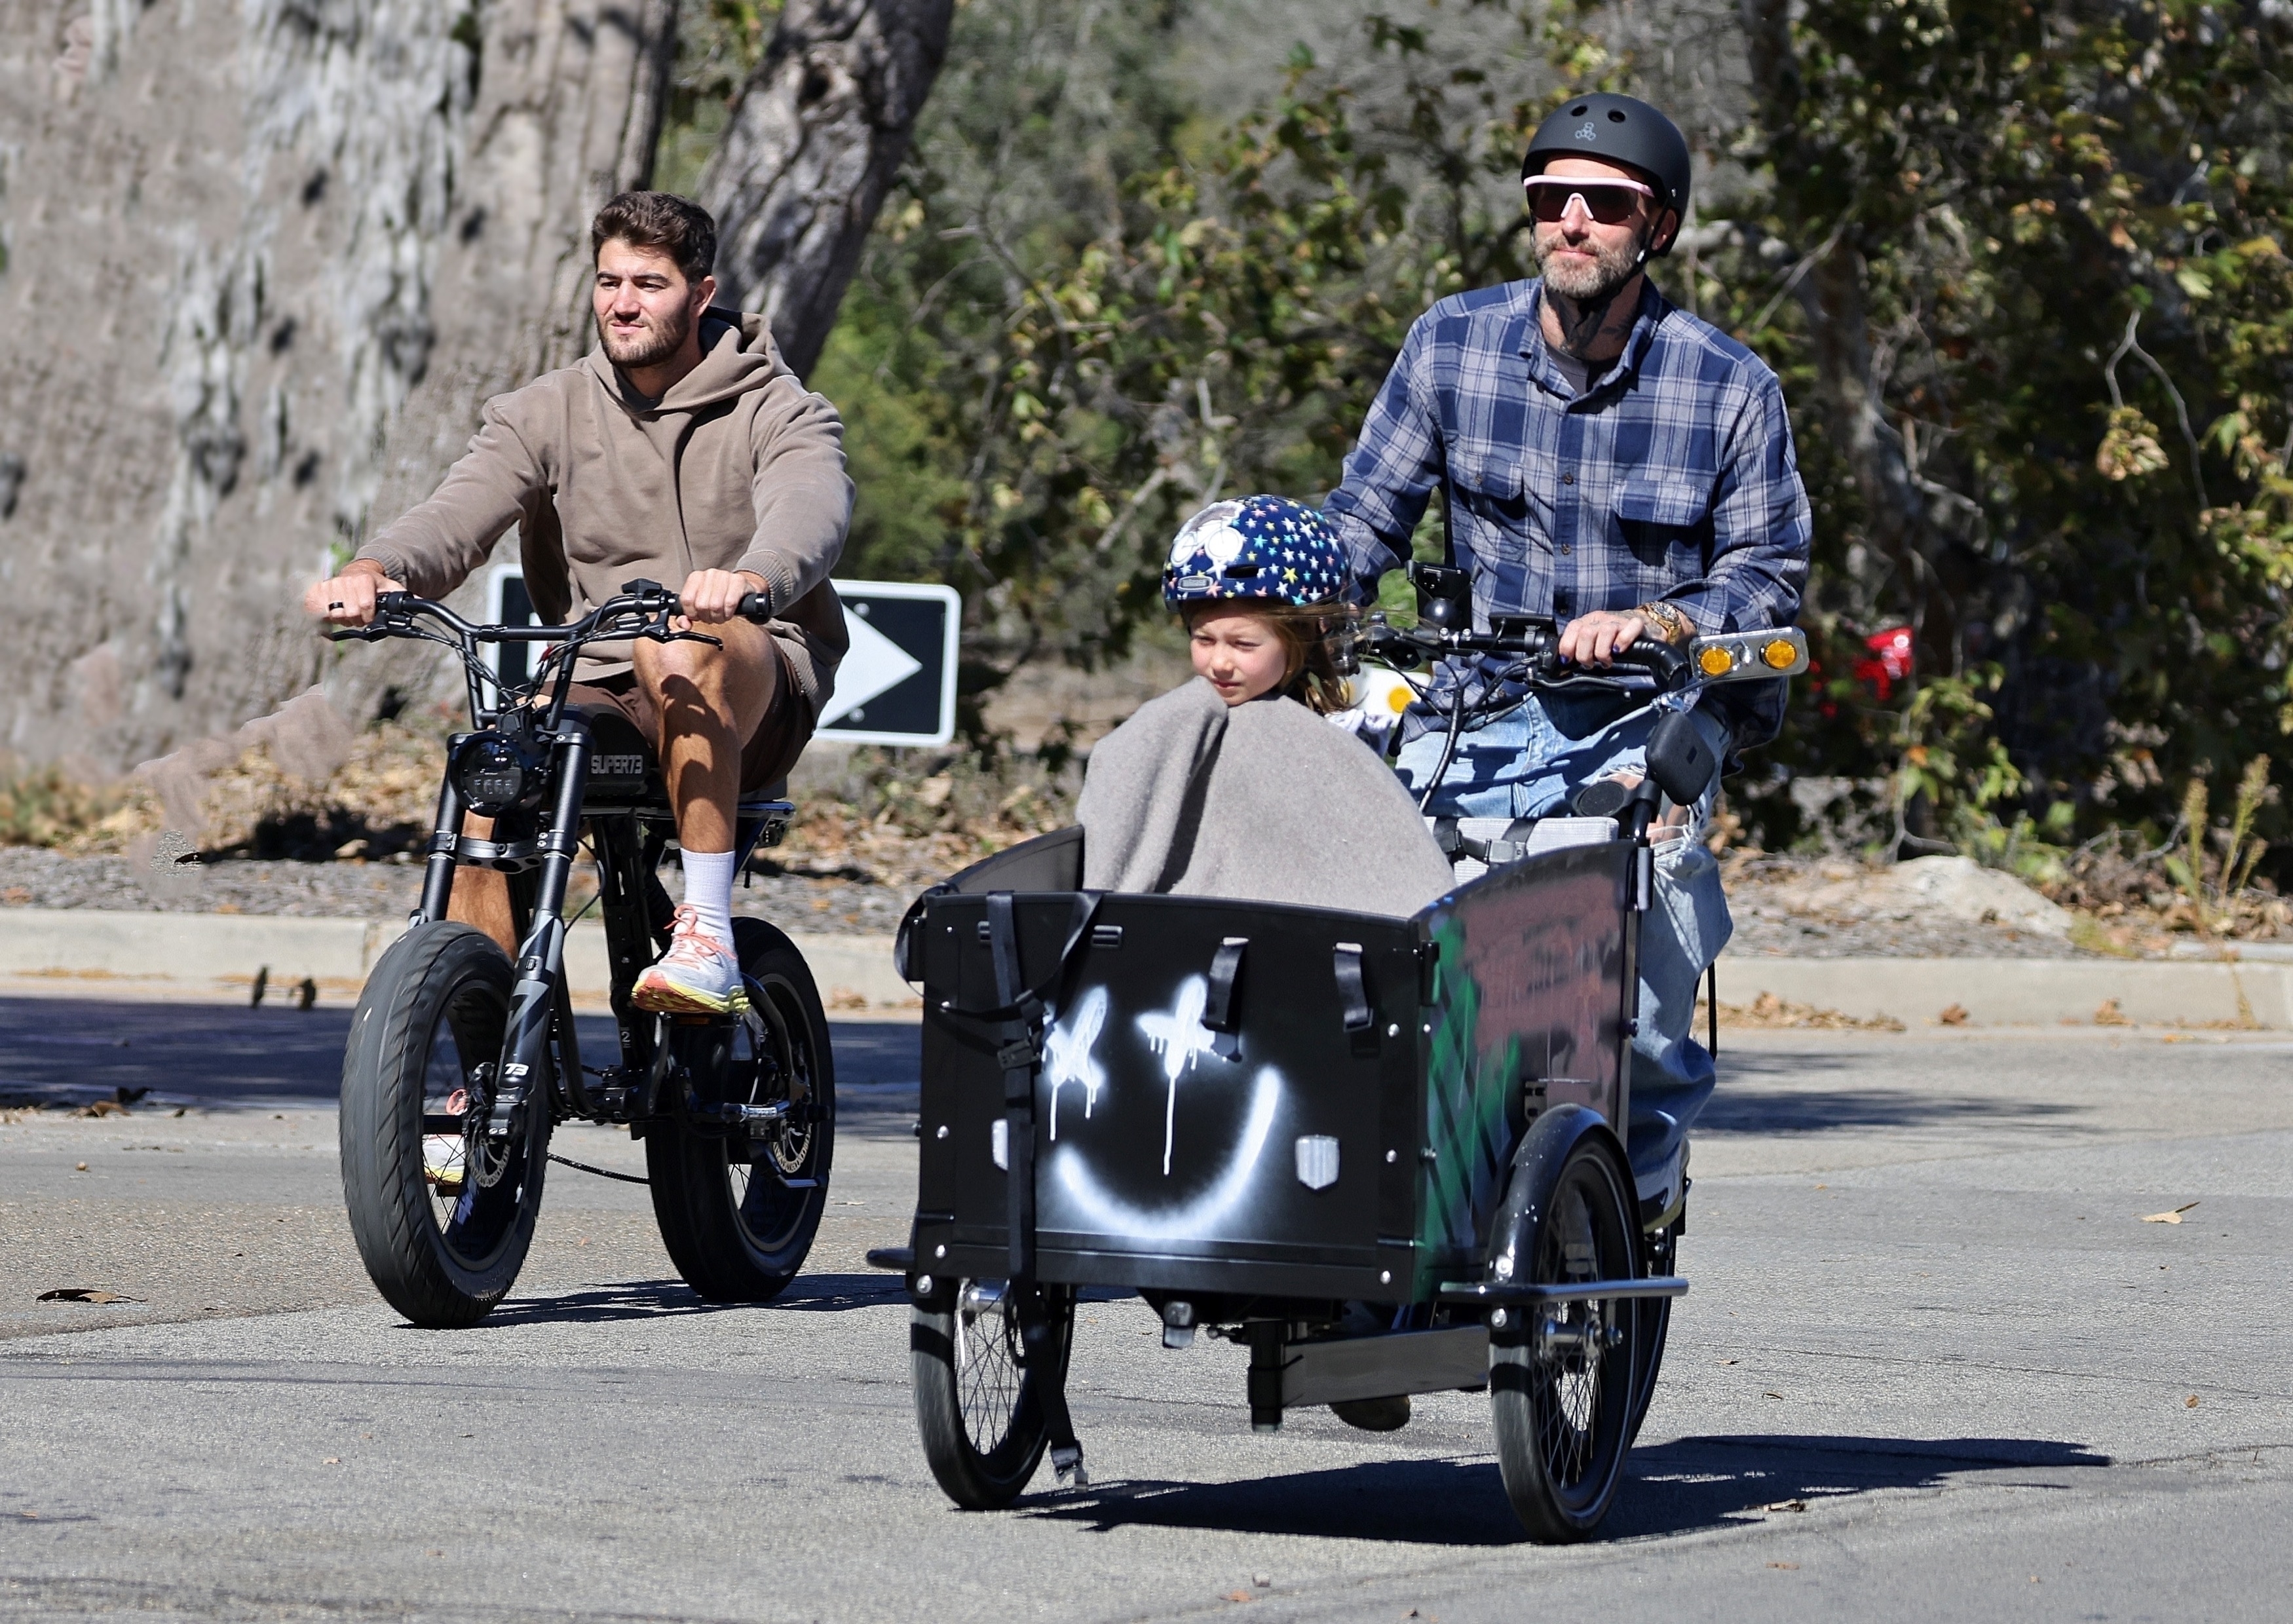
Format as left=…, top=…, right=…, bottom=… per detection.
left=817, top=610, right=923, bottom=727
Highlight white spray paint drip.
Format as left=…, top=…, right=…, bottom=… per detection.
left=1136, top=975, right=1224, bottom=1175
left=1042, top=986, right=1110, bottom=1142
left=1052, top=1068, right=1283, bottom=1241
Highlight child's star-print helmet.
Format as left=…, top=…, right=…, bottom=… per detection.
left=1162, top=495, right=1348, bottom=607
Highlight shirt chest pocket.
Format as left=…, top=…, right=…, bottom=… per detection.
left=1612, top=476, right=1713, bottom=567
left=1446, top=451, right=1536, bottom=542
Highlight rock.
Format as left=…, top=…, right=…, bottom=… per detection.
left=1767, top=855, right=2073, bottom=938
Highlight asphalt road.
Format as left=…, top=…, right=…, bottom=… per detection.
left=3, top=1001, right=2290, bottom=1622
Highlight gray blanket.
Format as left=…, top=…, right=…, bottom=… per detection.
left=1077, top=678, right=1456, bottom=918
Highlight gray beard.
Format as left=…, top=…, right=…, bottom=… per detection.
left=1534, top=227, right=1643, bottom=307
left=598, top=303, right=692, bottom=372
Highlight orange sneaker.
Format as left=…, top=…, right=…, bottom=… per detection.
left=632, top=905, right=748, bottom=1015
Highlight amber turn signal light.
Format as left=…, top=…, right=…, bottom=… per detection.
left=1698, top=646, right=1736, bottom=678
left=1762, top=638, right=1799, bottom=670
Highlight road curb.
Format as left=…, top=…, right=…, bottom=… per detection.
left=1714, top=951, right=2293, bottom=1030
left=0, top=909, right=917, bottom=1012
left=3, top=909, right=2287, bottom=1029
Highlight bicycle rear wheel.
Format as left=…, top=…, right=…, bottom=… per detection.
left=1488, top=1127, right=1641, bottom=1541
left=647, top=918, right=835, bottom=1300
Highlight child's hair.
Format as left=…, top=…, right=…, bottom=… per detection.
left=1184, top=601, right=1354, bottom=715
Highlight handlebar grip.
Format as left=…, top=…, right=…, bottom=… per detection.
left=736, top=591, right=774, bottom=623
left=1598, top=640, right=1689, bottom=686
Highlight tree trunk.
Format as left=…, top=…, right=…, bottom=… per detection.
left=0, top=0, right=675, bottom=769
left=698, top=0, right=955, bottom=381
left=1739, top=0, right=1952, bottom=660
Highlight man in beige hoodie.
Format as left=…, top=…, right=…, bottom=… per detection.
left=306, top=192, right=853, bottom=1015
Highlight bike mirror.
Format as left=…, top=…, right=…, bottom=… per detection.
left=1407, top=562, right=1472, bottom=630
left=1644, top=711, right=1716, bottom=807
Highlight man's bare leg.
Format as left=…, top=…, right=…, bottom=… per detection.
left=448, top=815, right=519, bottom=955
left=635, top=616, right=778, bottom=854
left=626, top=619, right=778, bottom=1011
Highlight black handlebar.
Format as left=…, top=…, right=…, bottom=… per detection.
left=1361, top=619, right=1690, bottom=690
left=326, top=579, right=773, bottom=647
left=323, top=575, right=777, bottom=729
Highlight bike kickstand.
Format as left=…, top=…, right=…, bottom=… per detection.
left=1018, top=1287, right=1088, bottom=1490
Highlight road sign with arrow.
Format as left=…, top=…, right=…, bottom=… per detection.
left=813, top=581, right=960, bottom=746
left=482, top=569, right=960, bottom=747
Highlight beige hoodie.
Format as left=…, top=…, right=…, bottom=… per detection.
left=359, top=310, right=853, bottom=708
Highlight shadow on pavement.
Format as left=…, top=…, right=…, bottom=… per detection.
left=0, top=994, right=917, bottom=1110
left=1610, top=1433, right=2110, bottom=1538
left=470, top=1272, right=905, bottom=1327
left=1027, top=1433, right=2107, bottom=1546
left=1704, top=1048, right=2094, bottom=1136
left=1027, top=1458, right=1530, bottom=1545
left=1699, top=1087, right=2091, bottom=1136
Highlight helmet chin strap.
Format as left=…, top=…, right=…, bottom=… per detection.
left=1631, top=207, right=1663, bottom=268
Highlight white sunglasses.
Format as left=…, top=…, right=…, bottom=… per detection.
left=1523, top=174, right=1656, bottom=224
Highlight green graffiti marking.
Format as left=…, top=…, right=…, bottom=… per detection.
left=1414, top=913, right=1521, bottom=1284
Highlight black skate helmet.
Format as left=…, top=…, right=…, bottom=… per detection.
left=1521, top=93, right=1691, bottom=259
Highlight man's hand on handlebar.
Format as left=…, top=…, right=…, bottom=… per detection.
left=305, top=559, right=404, bottom=628
left=678, top=568, right=769, bottom=626
left=1557, top=610, right=1649, bottom=668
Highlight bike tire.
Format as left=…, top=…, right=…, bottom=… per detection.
left=1487, top=1123, right=1642, bottom=1543
left=912, top=1281, right=1075, bottom=1509
left=338, top=922, right=549, bottom=1327
left=646, top=918, right=836, bottom=1301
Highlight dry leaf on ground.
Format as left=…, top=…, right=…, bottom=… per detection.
left=2142, top=1201, right=2200, bottom=1223
left=2094, top=998, right=2133, bottom=1026
left=1713, top=991, right=1905, bottom=1032
left=36, top=1287, right=142, bottom=1304
left=1938, top=1002, right=1970, bottom=1025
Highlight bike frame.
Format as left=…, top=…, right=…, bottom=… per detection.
left=335, top=584, right=793, bottom=1139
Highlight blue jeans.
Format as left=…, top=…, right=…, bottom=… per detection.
left=1395, top=692, right=1730, bottom=1202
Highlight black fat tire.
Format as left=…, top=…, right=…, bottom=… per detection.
left=912, top=1282, right=1075, bottom=1509
left=646, top=918, right=836, bottom=1301
left=339, top=922, right=548, bottom=1327
left=1487, top=1108, right=1644, bottom=1543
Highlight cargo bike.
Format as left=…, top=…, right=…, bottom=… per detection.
left=871, top=603, right=1808, bottom=1540
left=328, top=584, right=835, bottom=1328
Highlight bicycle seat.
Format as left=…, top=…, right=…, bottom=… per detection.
left=1427, top=814, right=1616, bottom=882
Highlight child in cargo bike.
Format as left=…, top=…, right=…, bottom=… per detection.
left=1076, top=495, right=1453, bottom=919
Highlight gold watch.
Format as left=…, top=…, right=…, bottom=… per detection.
left=1633, top=600, right=1696, bottom=647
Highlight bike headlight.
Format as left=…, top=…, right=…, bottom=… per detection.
left=454, top=734, right=540, bottom=817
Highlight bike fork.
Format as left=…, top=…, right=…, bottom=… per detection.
left=415, top=758, right=468, bottom=926
left=488, top=722, right=592, bottom=1135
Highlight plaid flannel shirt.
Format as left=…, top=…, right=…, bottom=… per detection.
left=1325, top=276, right=1811, bottom=749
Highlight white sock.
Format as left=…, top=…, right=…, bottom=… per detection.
left=679, top=848, right=737, bottom=946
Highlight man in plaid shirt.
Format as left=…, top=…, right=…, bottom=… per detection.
left=1325, top=94, right=1811, bottom=1211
